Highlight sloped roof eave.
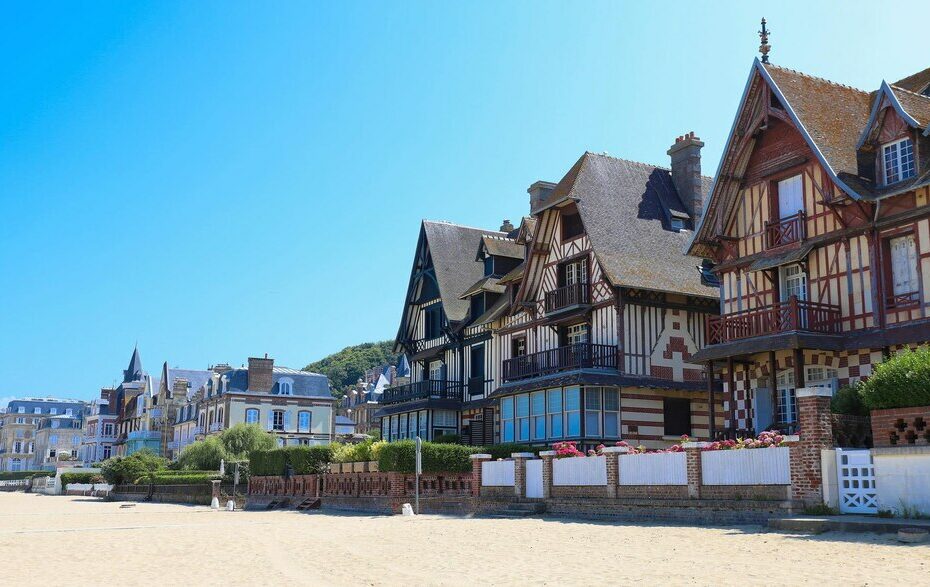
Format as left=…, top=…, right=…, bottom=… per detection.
left=856, top=81, right=922, bottom=150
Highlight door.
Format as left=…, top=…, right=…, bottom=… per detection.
left=777, top=175, right=803, bottom=219
left=836, top=449, right=878, bottom=514
left=753, top=386, right=774, bottom=432
left=526, top=459, right=544, bottom=498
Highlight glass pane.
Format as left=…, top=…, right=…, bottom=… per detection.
left=604, top=413, right=618, bottom=437
left=516, top=395, right=530, bottom=417
left=565, top=387, right=581, bottom=411
left=585, top=412, right=600, bottom=436
left=503, top=421, right=514, bottom=442
left=531, top=391, right=546, bottom=415
left=533, top=416, right=546, bottom=440
left=603, top=389, right=619, bottom=411
left=518, top=418, right=530, bottom=441
left=547, top=389, right=562, bottom=413
left=549, top=414, right=563, bottom=438
left=585, top=388, right=601, bottom=410
left=566, top=412, right=581, bottom=436
left=501, top=397, right=513, bottom=419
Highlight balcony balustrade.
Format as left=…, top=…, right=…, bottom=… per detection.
left=706, top=296, right=842, bottom=344
left=544, top=283, right=590, bottom=314
left=765, top=212, right=806, bottom=249
left=381, top=380, right=463, bottom=405
left=502, top=343, right=618, bottom=382
left=126, top=430, right=160, bottom=441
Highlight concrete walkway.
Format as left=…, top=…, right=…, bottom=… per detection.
left=769, top=514, right=930, bottom=535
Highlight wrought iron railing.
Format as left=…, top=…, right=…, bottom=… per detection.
left=502, top=343, right=618, bottom=382
left=381, top=380, right=463, bottom=405
left=765, top=211, right=805, bottom=249
left=544, top=283, right=590, bottom=313
left=706, top=296, right=842, bottom=344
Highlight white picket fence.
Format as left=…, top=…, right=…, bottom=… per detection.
left=65, top=483, right=114, bottom=493
left=481, top=460, right=516, bottom=486
left=701, top=447, right=791, bottom=485
left=619, top=452, right=687, bottom=485
left=553, top=455, right=607, bottom=486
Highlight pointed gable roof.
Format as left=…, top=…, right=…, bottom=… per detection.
left=123, top=346, right=145, bottom=383
left=540, top=152, right=716, bottom=298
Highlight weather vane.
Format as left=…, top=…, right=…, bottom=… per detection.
left=758, top=18, right=771, bottom=64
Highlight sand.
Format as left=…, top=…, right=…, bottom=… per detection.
left=0, top=493, right=926, bottom=586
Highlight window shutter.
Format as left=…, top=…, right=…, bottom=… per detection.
left=284, top=411, right=291, bottom=432
left=906, top=236, right=918, bottom=293
left=266, top=411, right=273, bottom=431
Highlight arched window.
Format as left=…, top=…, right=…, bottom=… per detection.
left=245, top=408, right=259, bottom=425
left=278, top=378, right=294, bottom=396
left=298, top=411, right=311, bottom=433
left=10, top=458, right=21, bottom=472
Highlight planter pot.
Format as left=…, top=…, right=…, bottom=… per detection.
left=367, top=461, right=379, bottom=473
left=870, top=406, right=930, bottom=447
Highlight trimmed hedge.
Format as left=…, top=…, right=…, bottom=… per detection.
left=60, top=472, right=103, bottom=486
left=432, top=433, right=461, bottom=445
left=140, top=472, right=221, bottom=485
left=0, top=471, right=53, bottom=481
left=861, top=346, right=930, bottom=409
left=479, top=443, right=540, bottom=460
left=831, top=384, right=868, bottom=416
left=377, top=440, right=477, bottom=473
left=249, top=445, right=333, bottom=476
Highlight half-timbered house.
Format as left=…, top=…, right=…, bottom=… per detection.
left=688, top=59, right=930, bottom=434
left=488, top=141, right=722, bottom=450
left=378, top=220, right=519, bottom=443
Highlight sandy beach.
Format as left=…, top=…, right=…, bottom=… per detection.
left=0, top=493, right=926, bottom=586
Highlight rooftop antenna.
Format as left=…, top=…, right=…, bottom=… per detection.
left=758, top=18, right=771, bottom=64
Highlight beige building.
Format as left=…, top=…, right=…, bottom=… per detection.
left=1, top=398, right=86, bottom=472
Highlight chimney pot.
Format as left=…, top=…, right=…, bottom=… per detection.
left=667, top=132, right=705, bottom=224
left=527, top=180, right=557, bottom=215
left=499, top=219, right=514, bottom=232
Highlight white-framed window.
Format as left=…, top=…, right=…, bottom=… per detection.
left=103, top=423, right=114, bottom=436
left=28, top=442, right=34, bottom=454
left=890, top=234, right=919, bottom=297
left=17, top=407, right=25, bottom=414
left=72, top=435, right=80, bottom=445
left=13, top=441, right=22, bottom=453
left=49, top=449, right=57, bottom=459
left=245, top=408, right=259, bottom=425
left=278, top=379, right=293, bottom=395
left=50, top=408, right=57, bottom=415
left=547, top=389, right=563, bottom=439
left=14, top=417, right=24, bottom=424
left=9, top=458, right=21, bottom=472
left=603, top=388, right=620, bottom=437
left=272, top=410, right=285, bottom=431
left=564, top=387, right=581, bottom=436
left=515, top=395, right=530, bottom=441
left=390, top=416, right=399, bottom=441
left=65, top=409, right=73, bottom=416
left=33, top=408, right=41, bottom=414
left=103, top=446, right=112, bottom=460
left=584, top=388, right=601, bottom=436
left=566, top=323, right=589, bottom=345
left=432, top=409, right=458, bottom=438
left=51, top=420, right=60, bottom=429
left=501, top=397, right=514, bottom=442
left=298, top=411, right=311, bottom=433
left=531, top=391, right=546, bottom=440
left=417, top=411, right=427, bottom=439
left=564, top=259, right=588, bottom=286
left=777, top=174, right=804, bottom=219
left=428, top=361, right=443, bottom=382
left=883, top=137, right=916, bottom=185
left=780, top=264, right=807, bottom=302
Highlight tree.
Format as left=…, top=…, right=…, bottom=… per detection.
left=860, top=346, right=930, bottom=410
left=177, top=436, right=228, bottom=471
left=303, top=340, right=398, bottom=396
left=100, top=449, right=169, bottom=485
left=219, top=423, right=276, bottom=459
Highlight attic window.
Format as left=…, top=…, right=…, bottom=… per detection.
left=279, top=381, right=293, bottom=395
left=883, top=137, right=915, bottom=185
left=670, top=218, right=685, bottom=231
left=561, top=212, right=583, bottom=240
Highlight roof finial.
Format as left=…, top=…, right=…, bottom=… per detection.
left=758, top=18, right=771, bottom=64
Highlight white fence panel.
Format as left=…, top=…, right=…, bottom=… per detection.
left=871, top=450, right=929, bottom=515
left=481, top=460, right=515, bottom=486
left=701, top=447, right=790, bottom=485
left=553, top=456, right=607, bottom=486
left=66, top=483, right=115, bottom=492
left=619, top=452, right=687, bottom=485
left=526, top=459, right=544, bottom=498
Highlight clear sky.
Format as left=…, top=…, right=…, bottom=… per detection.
left=1, top=1, right=927, bottom=402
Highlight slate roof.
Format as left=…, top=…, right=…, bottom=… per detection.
left=124, top=346, right=146, bottom=383
left=222, top=366, right=331, bottom=398
left=470, top=293, right=511, bottom=327
left=459, top=276, right=506, bottom=299
left=423, top=221, right=508, bottom=323
left=546, top=152, right=717, bottom=298
left=480, top=235, right=523, bottom=260
left=162, top=365, right=214, bottom=399
left=5, top=399, right=86, bottom=415
left=497, top=261, right=525, bottom=285
left=335, top=415, right=355, bottom=426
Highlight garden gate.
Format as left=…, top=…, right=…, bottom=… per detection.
left=525, top=459, right=544, bottom=498
left=836, top=448, right=878, bottom=514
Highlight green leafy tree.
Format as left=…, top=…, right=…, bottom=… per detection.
left=219, top=423, right=276, bottom=459
left=100, top=449, right=168, bottom=485
left=303, top=340, right=398, bottom=396
left=177, top=436, right=228, bottom=471
left=861, top=346, right=930, bottom=410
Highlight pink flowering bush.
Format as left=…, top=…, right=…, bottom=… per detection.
left=702, top=430, right=786, bottom=451
left=552, top=441, right=585, bottom=459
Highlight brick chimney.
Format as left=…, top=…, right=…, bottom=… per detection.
left=527, top=180, right=557, bottom=214
left=247, top=355, right=274, bottom=392
left=667, top=132, right=705, bottom=223
left=499, top=219, right=514, bottom=232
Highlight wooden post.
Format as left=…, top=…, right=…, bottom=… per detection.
left=706, top=361, right=716, bottom=439
left=726, top=356, right=736, bottom=433
left=769, top=350, right=778, bottom=430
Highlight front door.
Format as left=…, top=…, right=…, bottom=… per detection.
left=753, top=386, right=774, bottom=432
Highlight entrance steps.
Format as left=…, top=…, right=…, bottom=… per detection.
left=485, top=500, right=546, bottom=518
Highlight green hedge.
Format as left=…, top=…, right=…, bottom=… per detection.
left=0, top=471, right=53, bottom=481
left=479, top=443, right=539, bottom=460
left=831, top=384, right=869, bottom=416
left=249, top=446, right=333, bottom=476
left=60, top=472, right=103, bottom=486
left=861, top=346, right=930, bottom=410
left=377, top=440, right=477, bottom=473
left=432, top=433, right=461, bottom=444
left=140, top=473, right=221, bottom=485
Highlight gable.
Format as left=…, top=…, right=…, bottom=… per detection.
left=742, top=118, right=811, bottom=186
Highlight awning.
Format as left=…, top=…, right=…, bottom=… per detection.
left=748, top=244, right=814, bottom=272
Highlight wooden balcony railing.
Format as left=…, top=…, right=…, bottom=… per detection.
left=381, top=380, right=463, bottom=405
left=545, top=283, right=590, bottom=313
left=765, top=211, right=806, bottom=249
left=706, top=296, right=842, bottom=344
left=502, top=343, right=618, bottom=382
left=886, top=291, right=919, bottom=309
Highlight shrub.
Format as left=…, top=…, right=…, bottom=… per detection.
left=177, top=436, right=227, bottom=471
left=249, top=446, right=333, bottom=476
left=100, top=449, right=168, bottom=485
left=223, top=460, right=250, bottom=484
left=480, top=443, right=539, bottom=460
left=831, top=384, right=868, bottom=416
left=0, top=471, right=53, bottom=481
left=332, top=439, right=377, bottom=463
left=219, top=424, right=276, bottom=459
left=60, top=472, right=103, bottom=486
left=377, top=440, right=476, bottom=473
left=140, top=472, right=221, bottom=485
left=860, top=346, right=930, bottom=410
left=432, top=433, right=461, bottom=444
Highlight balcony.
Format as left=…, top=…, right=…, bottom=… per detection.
left=381, top=380, right=463, bottom=405
left=126, top=430, right=160, bottom=441
left=545, top=283, right=590, bottom=314
left=466, top=377, right=493, bottom=397
left=886, top=290, right=920, bottom=309
left=765, top=212, right=806, bottom=249
left=502, top=343, right=618, bottom=382
left=706, top=296, right=842, bottom=344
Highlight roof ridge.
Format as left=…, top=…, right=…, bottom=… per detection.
left=481, top=234, right=516, bottom=241
left=584, top=151, right=714, bottom=181
left=764, top=62, right=869, bottom=94
left=424, top=219, right=507, bottom=235
left=890, top=84, right=930, bottom=100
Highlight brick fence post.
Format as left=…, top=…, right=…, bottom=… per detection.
left=539, top=451, right=555, bottom=499
left=791, top=387, right=834, bottom=504
left=511, top=453, right=533, bottom=498
left=601, top=447, right=627, bottom=498
left=682, top=442, right=709, bottom=499
left=469, top=454, right=491, bottom=497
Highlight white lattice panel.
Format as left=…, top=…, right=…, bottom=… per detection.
left=836, top=449, right=878, bottom=514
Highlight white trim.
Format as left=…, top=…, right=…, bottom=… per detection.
left=796, top=387, right=833, bottom=398
left=856, top=81, right=922, bottom=149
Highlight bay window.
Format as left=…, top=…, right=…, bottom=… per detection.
left=547, top=390, right=563, bottom=438
left=584, top=388, right=602, bottom=436
left=516, top=395, right=530, bottom=441
left=501, top=397, right=514, bottom=442
left=564, top=387, right=581, bottom=436
left=531, top=391, right=546, bottom=440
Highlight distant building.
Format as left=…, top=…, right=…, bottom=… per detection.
left=111, top=346, right=161, bottom=456
left=33, top=414, right=85, bottom=470
left=79, top=389, right=118, bottom=464
left=0, top=398, right=86, bottom=471
left=153, top=362, right=213, bottom=460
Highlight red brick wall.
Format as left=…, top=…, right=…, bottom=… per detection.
left=871, top=406, right=930, bottom=447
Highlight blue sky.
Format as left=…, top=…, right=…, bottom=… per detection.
left=1, top=1, right=927, bottom=401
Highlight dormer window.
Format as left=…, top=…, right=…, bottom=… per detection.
left=670, top=218, right=685, bottom=231
left=883, top=137, right=915, bottom=185
left=483, top=255, right=495, bottom=277
left=279, top=381, right=293, bottom=395
left=561, top=211, right=584, bottom=240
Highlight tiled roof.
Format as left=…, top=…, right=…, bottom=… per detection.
left=894, top=67, right=930, bottom=95
left=459, top=276, right=505, bottom=299
left=496, top=261, right=525, bottom=285
left=223, top=367, right=331, bottom=398
left=549, top=152, right=717, bottom=298
left=891, top=85, right=930, bottom=127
